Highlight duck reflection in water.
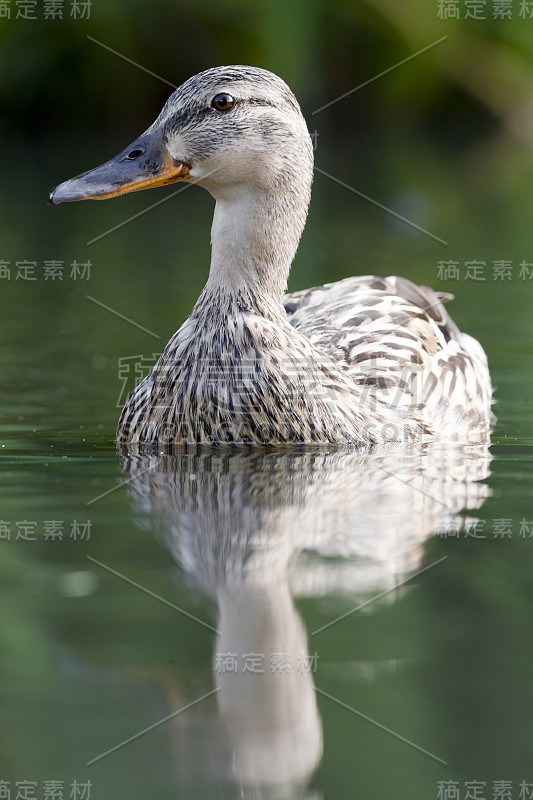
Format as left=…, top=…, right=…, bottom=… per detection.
left=119, top=442, right=491, bottom=797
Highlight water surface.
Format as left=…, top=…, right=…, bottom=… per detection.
left=1, top=146, right=533, bottom=798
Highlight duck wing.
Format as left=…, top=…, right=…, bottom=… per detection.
left=284, top=275, right=492, bottom=441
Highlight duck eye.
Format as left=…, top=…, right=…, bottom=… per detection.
left=127, top=148, right=145, bottom=160
left=211, top=93, right=235, bottom=112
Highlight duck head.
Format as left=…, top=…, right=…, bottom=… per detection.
left=48, top=65, right=313, bottom=206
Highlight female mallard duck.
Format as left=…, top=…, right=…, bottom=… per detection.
left=49, top=65, right=492, bottom=446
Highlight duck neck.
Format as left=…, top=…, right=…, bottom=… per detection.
left=200, top=178, right=311, bottom=317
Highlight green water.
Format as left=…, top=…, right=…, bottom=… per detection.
left=1, top=137, right=533, bottom=800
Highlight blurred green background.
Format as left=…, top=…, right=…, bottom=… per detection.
left=3, top=0, right=533, bottom=387
left=1, top=0, right=532, bottom=443
left=1, top=2, right=533, bottom=799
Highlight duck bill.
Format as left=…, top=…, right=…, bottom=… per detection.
left=48, top=132, right=190, bottom=206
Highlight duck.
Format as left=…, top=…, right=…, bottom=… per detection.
left=49, top=65, right=492, bottom=446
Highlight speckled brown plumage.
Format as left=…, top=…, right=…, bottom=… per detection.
left=114, top=67, right=492, bottom=446
left=51, top=64, right=493, bottom=446
left=117, top=272, right=492, bottom=445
